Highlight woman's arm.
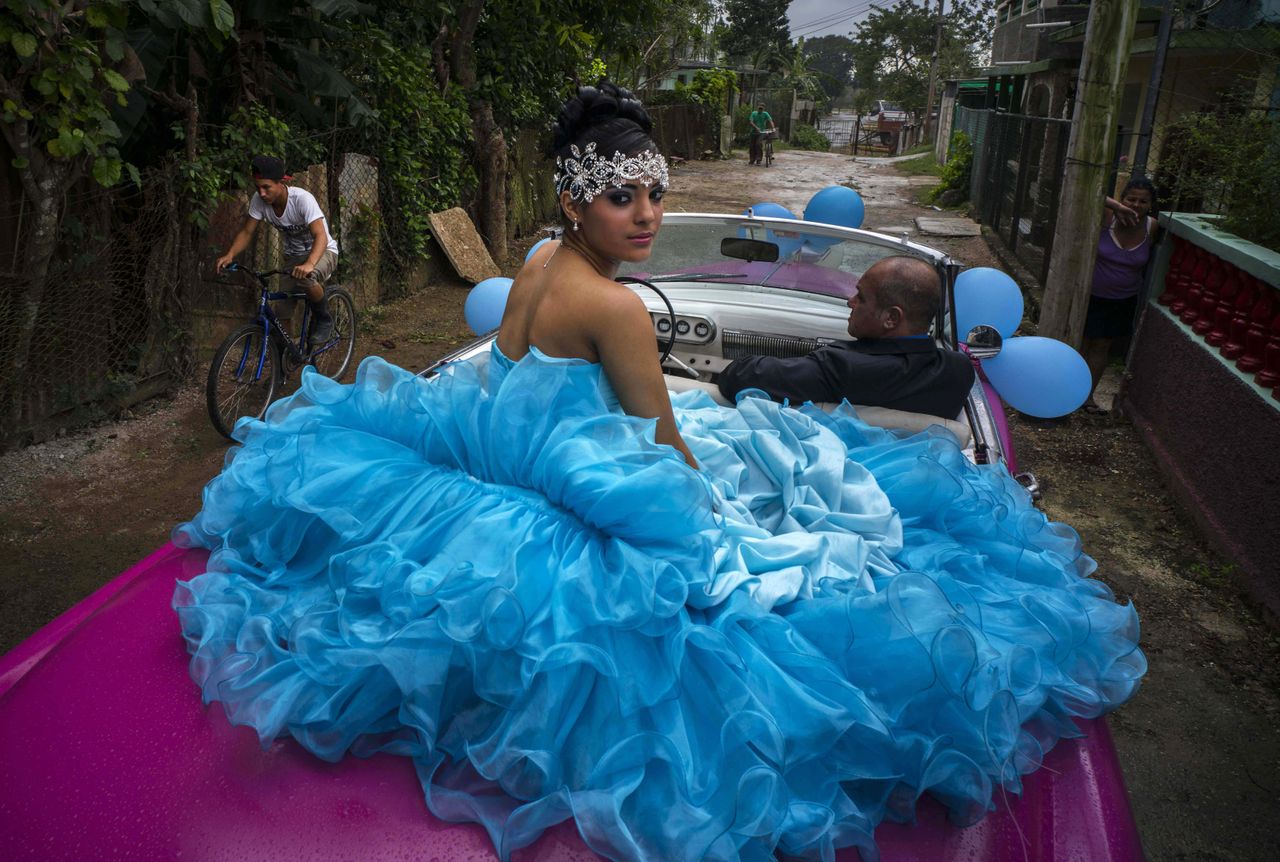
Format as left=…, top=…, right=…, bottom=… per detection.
left=1105, top=196, right=1138, bottom=227
left=593, top=287, right=699, bottom=469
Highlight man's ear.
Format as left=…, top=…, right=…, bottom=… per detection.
left=882, top=304, right=905, bottom=331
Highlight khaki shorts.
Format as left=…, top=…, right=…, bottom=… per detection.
left=283, top=249, right=338, bottom=292
left=277, top=250, right=338, bottom=325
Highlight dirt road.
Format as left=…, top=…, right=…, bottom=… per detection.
left=1, top=147, right=1277, bottom=860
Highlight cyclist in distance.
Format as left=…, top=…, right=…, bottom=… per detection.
left=216, top=155, right=340, bottom=347
left=748, top=102, right=776, bottom=166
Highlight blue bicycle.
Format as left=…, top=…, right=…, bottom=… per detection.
left=206, top=263, right=357, bottom=439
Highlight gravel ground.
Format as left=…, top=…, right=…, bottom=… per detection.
left=1, top=146, right=1277, bottom=861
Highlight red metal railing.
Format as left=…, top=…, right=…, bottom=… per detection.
left=1157, top=236, right=1280, bottom=402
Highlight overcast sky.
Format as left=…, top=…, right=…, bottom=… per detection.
left=787, top=1, right=897, bottom=41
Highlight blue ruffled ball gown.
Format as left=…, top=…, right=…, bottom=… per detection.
left=173, top=344, right=1145, bottom=861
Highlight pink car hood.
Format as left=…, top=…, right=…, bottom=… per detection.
left=0, top=543, right=1144, bottom=861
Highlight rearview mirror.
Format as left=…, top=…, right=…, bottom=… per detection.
left=964, top=324, right=1002, bottom=359
left=720, top=237, right=779, bottom=263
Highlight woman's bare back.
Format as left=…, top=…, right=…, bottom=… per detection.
left=497, top=241, right=621, bottom=363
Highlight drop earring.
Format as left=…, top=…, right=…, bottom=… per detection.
left=572, top=220, right=580, bottom=232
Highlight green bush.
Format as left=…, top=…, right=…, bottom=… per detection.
left=790, top=123, right=830, bottom=152
left=930, top=131, right=973, bottom=203
left=1153, top=95, right=1280, bottom=252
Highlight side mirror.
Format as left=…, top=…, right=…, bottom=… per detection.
left=965, top=324, right=1002, bottom=359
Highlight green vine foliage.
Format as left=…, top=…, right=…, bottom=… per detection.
left=172, top=104, right=320, bottom=230
left=0, top=0, right=137, bottom=187
left=348, top=25, right=474, bottom=265
left=675, top=68, right=737, bottom=110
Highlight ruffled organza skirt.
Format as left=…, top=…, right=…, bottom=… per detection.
left=173, top=349, right=1144, bottom=861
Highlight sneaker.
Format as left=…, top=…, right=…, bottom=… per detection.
left=309, top=313, right=333, bottom=349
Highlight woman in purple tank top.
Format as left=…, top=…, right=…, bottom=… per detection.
left=1082, top=177, right=1158, bottom=415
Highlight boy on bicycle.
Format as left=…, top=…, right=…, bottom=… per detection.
left=216, top=156, right=340, bottom=346
left=748, top=104, right=776, bottom=166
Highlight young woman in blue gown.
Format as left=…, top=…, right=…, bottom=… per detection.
left=173, top=82, right=1146, bottom=862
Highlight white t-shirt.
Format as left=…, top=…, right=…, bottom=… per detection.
left=248, top=186, right=339, bottom=259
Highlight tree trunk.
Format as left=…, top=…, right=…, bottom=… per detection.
left=469, top=101, right=509, bottom=263
left=3, top=161, right=74, bottom=431
left=449, top=1, right=508, bottom=263
left=1039, top=0, right=1141, bottom=347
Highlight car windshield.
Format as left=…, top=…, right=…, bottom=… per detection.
left=618, top=219, right=933, bottom=301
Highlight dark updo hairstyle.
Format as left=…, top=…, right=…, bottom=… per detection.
left=552, top=80, right=657, bottom=161
left=1121, top=175, right=1159, bottom=217
left=551, top=81, right=660, bottom=222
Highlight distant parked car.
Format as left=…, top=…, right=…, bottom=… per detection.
left=862, top=99, right=909, bottom=145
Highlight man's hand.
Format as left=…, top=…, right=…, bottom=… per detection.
left=215, top=253, right=234, bottom=273
left=292, top=261, right=316, bottom=281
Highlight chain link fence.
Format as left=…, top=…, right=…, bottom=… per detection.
left=0, top=164, right=197, bottom=446
left=3, top=106, right=718, bottom=447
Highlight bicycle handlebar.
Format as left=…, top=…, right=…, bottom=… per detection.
left=222, top=262, right=294, bottom=282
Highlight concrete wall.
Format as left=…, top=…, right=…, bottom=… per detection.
left=1120, top=215, right=1280, bottom=617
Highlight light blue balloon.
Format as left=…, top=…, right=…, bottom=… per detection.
left=955, top=267, right=1024, bottom=340
left=982, top=336, right=1092, bottom=418
left=741, top=203, right=801, bottom=259
left=524, top=237, right=553, bottom=263
left=465, top=276, right=514, bottom=335
left=803, top=185, right=865, bottom=230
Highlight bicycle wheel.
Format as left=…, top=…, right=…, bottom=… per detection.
left=765, top=141, right=773, bottom=167
left=206, top=324, right=281, bottom=439
left=309, top=286, right=357, bottom=381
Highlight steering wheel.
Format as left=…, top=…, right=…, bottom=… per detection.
left=615, top=276, right=677, bottom=365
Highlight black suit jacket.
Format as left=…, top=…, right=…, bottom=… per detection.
left=717, top=337, right=975, bottom=419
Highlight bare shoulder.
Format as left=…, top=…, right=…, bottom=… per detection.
left=587, top=278, right=649, bottom=326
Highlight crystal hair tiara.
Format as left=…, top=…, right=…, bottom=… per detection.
left=554, top=141, right=669, bottom=203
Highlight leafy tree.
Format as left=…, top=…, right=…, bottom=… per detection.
left=608, top=0, right=720, bottom=91
left=803, top=34, right=856, bottom=103
left=0, top=0, right=137, bottom=424
left=720, top=0, right=790, bottom=67
left=850, top=0, right=992, bottom=113
left=776, top=39, right=823, bottom=102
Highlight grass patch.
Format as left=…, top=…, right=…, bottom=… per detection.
left=899, top=142, right=934, bottom=157
left=895, top=152, right=941, bottom=177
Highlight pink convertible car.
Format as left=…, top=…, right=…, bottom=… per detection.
left=0, top=215, right=1145, bottom=861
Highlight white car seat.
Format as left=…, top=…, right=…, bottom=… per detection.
left=666, top=377, right=972, bottom=448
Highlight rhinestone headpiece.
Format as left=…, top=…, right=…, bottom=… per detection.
left=554, top=141, right=669, bottom=203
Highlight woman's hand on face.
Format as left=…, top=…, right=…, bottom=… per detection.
left=1106, top=196, right=1139, bottom=227
left=1114, top=205, right=1139, bottom=227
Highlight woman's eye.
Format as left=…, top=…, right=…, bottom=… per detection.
left=650, top=187, right=665, bottom=202
left=607, top=192, right=632, bottom=206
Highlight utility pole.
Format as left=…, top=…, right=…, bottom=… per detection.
left=923, top=0, right=945, bottom=143
left=1039, top=0, right=1141, bottom=347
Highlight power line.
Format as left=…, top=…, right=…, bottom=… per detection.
left=789, top=2, right=870, bottom=31
left=791, top=2, right=888, bottom=39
